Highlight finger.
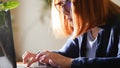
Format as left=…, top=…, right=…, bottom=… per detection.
left=38, top=54, right=50, bottom=65
left=22, top=51, right=30, bottom=64
left=39, top=55, right=47, bottom=64
left=26, top=57, right=38, bottom=67
left=22, top=51, right=36, bottom=64
left=48, top=59, right=57, bottom=66
left=35, top=51, right=50, bottom=59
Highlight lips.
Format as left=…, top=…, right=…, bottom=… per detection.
left=68, top=18, right=72, bottom=22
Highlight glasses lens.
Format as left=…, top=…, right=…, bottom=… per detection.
left=55, top=1, right=71, bottom=13
left=64, top=2, right=71, bottom=12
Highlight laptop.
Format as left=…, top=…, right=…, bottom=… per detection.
left=0, top=10, right=16, bottom=68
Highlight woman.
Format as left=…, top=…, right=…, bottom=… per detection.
left=22, top=0, right=120, bottom=68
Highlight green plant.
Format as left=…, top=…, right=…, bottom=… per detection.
left=0, top=0, right=20, bottom=11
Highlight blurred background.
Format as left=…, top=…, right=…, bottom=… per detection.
left=11, top=0, right=67, bottom=61
left=3, top=0, right=120, bottom=61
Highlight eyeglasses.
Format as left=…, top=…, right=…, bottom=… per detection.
left=54, top=1, right=71, bottom=13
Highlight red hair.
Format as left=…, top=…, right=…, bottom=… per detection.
left=51, top=0, right=120, bottom=39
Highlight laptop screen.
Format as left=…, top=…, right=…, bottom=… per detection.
left=0, top=10, right=16, bottom=68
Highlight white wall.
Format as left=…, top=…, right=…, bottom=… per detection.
left=12, top=0, right=120, bottom=61
left=112, top=0, right=120, bottom=6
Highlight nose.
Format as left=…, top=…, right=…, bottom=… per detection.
left=62, top=7, right=71, bottom=17
left=62, top=5, right=71, bottom=15
left=63, top=9, right=70, bottom=16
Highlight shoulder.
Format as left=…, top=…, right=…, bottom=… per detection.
left=107, top=14, right=120, bottom=27
left=105, top=14, right=120, bottom=35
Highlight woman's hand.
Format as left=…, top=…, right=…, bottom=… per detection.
left=35, top=51, right=73, bottom=68
left=22, top=51, right=73, bottom=68
left=22, top=51, right=38, bottom=67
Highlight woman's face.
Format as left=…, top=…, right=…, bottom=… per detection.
left=54, top=0, right=72, bottom=22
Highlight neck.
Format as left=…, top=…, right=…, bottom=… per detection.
left=90, top=27, right=100, bottom=40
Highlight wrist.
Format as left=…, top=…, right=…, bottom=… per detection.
left=65, top=58, right=73, bottom=68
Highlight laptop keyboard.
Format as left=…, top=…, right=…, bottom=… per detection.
left=17, top=62, right=54, bottom=68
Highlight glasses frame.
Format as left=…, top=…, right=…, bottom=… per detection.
left=54, top=0, right=71, bottom=13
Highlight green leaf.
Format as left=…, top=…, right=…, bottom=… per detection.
left=0, top=3, right=4, bottom=11
left=4, top=1, right=20, bottom=11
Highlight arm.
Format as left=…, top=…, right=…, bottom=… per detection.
left=71, top=34, right=120, bottom=68
left=71, top=57, right=120, bottom=68
left=55, top=37, right=80, bottom=58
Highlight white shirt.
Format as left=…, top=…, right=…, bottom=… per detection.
left=86, top=28, right=103, bottom=58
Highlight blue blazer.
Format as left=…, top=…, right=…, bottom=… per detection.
left=56, top=14, right=120, bottom=68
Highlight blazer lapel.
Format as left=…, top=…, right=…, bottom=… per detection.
left=80, top=33, right=87, bottom=57
left=95, top=26, right=111, bottom=57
